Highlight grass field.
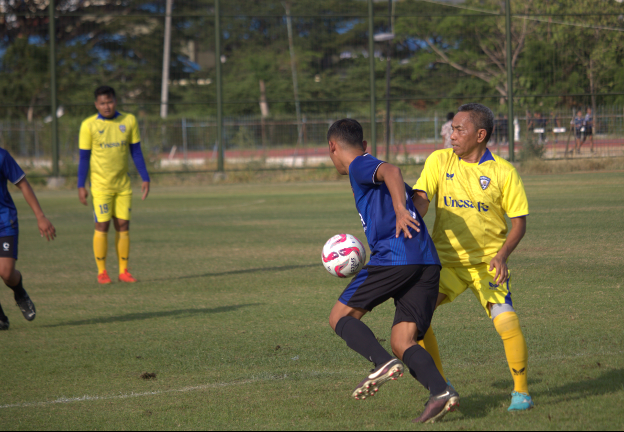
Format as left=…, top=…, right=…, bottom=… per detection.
left=1, top=171, right=623, bottom=430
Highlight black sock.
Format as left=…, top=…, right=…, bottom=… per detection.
left=335, top=316, right=393, bottom=368
left=0, top=302, right=6, bottom=320
left=403, top=345, right=448, bottom=396
left=7, top=275, right=27, bottom=301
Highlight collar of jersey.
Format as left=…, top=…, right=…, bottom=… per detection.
left=97, top=111, right=121, bottom=120
left=459, top=148, right=495, bottom=165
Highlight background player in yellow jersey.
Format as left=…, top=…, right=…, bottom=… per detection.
left=412, top=103, right=534, bottom=411
left=77, top=86, right=150, bottom=284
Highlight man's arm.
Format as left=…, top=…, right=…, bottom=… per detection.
left=15, top=178, right=56, bottom=241
left=413, top=191, right=430, bottom=218
left=129, top=142, right=151, bottom=200
left=374, top=163, right=420, bottom=238
left=77, top=149, right=91, bottom=206
left=489, top=216, right=526, bottom=284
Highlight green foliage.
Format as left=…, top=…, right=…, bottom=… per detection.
left=2, top=0, right=624, bottom=120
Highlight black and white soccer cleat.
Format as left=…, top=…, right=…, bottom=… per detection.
left=352, top=358, right=404, bottom=400
left=16, top=296, right=36, bottom=322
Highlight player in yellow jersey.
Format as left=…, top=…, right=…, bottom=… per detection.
left=77, top=86, right=150, bottom=284
left=412, top=103, right=534, bottom=411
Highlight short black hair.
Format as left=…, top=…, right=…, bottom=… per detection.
left=327, top=118, right=364, bottom=149
left=95, top=85, right=116, bottom=100
left=446, top=112, right=454, bottom=121
left=457, top=103, right=494, bottom=144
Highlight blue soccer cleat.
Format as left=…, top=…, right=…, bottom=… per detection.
left=508, top=391, right=534, bottom=411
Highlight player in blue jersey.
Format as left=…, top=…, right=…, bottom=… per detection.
left=0, top=148, right=56, bottom=330
left=326, top=119, right=459, bottom=424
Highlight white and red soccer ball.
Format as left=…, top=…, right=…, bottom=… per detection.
left=322, top=234, right=366, bottom=278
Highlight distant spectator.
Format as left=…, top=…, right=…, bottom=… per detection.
left=583, top=107, right=594, bottom=153
left=493, top=114, right=503, bottom=146
left=441, top=112, right=454, bottom=149
left=550, top=111, right=560, bottom=143
left=500, top=114, right=509, bottom=146
left=572, top=110, right=584, bottom=154
left=534, top=112, right=547, bottom=144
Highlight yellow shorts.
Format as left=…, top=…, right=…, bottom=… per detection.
left=92, top=189, right=132, bottom=223
left=439, top=263, right=512, bottom=318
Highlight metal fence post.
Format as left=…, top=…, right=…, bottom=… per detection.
left=215, top=0, right=224, bottom=172
left=49, top=0, right=59, bottom=176
left=505, top=0, right=514, bottom=161
left=368, top=0, right=377, bottom=157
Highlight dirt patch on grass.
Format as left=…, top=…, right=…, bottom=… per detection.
left=140, top=372, right=157, bottom=380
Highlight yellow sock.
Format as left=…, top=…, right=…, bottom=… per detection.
left=418, top=326, right=446, bottom=382
left=493, top=311, right=529, bottom=394
left=93, top=231, right=108, bottom=275
left=116, top=231, right=130, bottom=274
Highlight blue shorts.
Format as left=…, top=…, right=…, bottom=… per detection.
left=0, top=235, right=18, bottom=260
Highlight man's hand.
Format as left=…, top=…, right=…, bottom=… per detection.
left=489, top=252, right=508, bottom=285
left=37, top=216, right=56, bottom=241
left=395, top=207, right=420, bottom=239
left=489, top=216, right=526, bottom=285
left=78, top=187, right=89, bottom=206
left=142, top=182, right=150, bottom=200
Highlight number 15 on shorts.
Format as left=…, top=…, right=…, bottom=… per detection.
left=99, top=204, right=109, bottom=214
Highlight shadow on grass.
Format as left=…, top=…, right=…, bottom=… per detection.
left=143, top=264, right=318, bottom=283
left=44, top=303, right=262, bottom=328
left=455, top=368, right=624, bottom=419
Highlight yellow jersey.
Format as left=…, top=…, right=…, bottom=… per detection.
left=414, top=148, right=529, bottom=267
left=79, top=111, right=141, bottom=192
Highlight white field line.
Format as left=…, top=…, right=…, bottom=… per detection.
left=0, top=376, right=287, bottom=410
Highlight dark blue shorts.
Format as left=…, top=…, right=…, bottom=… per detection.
left=338, top=264, right=440, bottom=340
left=0, top=235, right=19, bottom=260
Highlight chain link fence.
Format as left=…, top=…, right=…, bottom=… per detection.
left=1, top=0, right=624, bottom=177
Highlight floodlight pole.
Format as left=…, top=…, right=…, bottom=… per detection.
left=284, top=2, right=303, bottom=146
left=49, top=0, right=59, bottom=177
left=215, top=0, right=224, bottom=172
left=384, top=0, right=392, bottom=161
left=160, top=0, right=173, bottom=119
left=505, top=0, right=515, bottom=161
left=368, top=0, right=377, bottom=157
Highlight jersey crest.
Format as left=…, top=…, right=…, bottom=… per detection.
left=479, top=176, right=491, bottom=190
left=119, top=124, right=126, bottom=133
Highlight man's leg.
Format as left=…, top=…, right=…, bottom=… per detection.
left=471, top=263, right=533, bottom=411
left=391, top=322, right=447, bottom=396
left=329, top=301, right=393, bottom=368
left=113, top=191, right=136, bottom=282
left=113, top=217, right=134, bottom=282
left=390, top=265, right=459, bottom=424
left=0, top=257, right=35, bottom=321
left=417, top=266, right=469, bottom=382
left=93, top=192, right=113, bottom=282
left=490, top=304, right=530, bottom=398
left=0, top=301, right=8, bottom=329
left=329, top=301, right=402, bottom=400
left=417, top=292, right=447, bottom=381
left=94, top=221, right=110, bottom=281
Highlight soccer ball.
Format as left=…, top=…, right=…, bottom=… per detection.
left=322, top=234, right=366, bottom=278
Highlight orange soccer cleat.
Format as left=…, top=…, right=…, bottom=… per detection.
left=98, top=271, right=112, bottom=284
left=118, top=269, right=137, bottom=283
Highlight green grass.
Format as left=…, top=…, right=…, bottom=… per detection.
left=1, top=171, right=623, bottom=430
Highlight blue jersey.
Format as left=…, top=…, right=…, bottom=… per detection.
left=0, top=149, right=25, bottom=237
left=349, top=154, right=440, bottom=266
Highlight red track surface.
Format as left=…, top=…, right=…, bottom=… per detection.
left=161, top=138, right=624, bottom=161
